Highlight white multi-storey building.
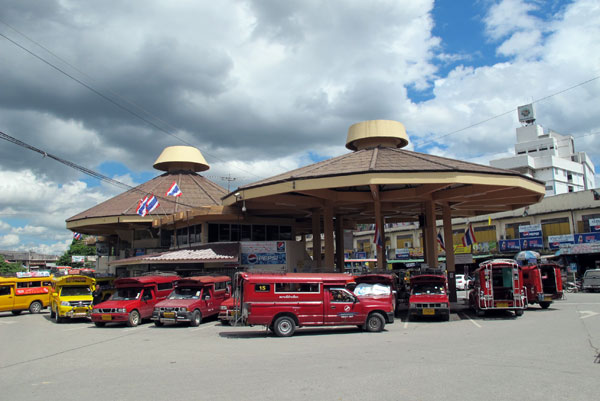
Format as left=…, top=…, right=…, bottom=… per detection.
left=490, top=106, right=595, bottom=197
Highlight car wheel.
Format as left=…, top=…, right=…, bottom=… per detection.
left=476, top=309, right=485, bottom=317
left=50, top=305, right=56, bottom=318
left=539, top=302, right=551, bottom=309
left=127, top=310, right=140, bottom=327
left=365, top=312, right=385, bottom=332
left=29, top=301, right=43, bottom=314
left=154, top=320, right=164, bottom=327
left=190, top=310, right=202, bottom=327
left=515, top=309, right=524, bottom=317
left=273, top=316, right=296, bottom=337
left=94, top=322, right=106, bottom=327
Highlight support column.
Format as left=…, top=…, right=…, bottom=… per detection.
left=424, top=200, right=437, bottom=268
left=324, top=203, right=335, bottom=271
left=443, top=203, right=457, bottom=302
left=335, top=215, right=345, bottom=273
left=312, top=210, right=322, bottom=269
left=372, top=190, right=386, bottom=270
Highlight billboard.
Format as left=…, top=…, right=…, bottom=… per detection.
left=519, top=224, right=542, bottom=238
left=499, top=240, right=521, bottom=252
left=590, top=218, right=600, bottom=233
left=519, top=237, right=543, bottom=250
left=548, top=234, right=575, bottom=249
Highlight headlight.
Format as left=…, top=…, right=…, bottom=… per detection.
left=154, top=307, right=160, bottom=312
left=220, top=306, right=227, bottom=311
left=117, top=308, right=127, bottom=313
left=61, top=301, right=70, bottom=306
left=180, top=307, right=187, bottom=312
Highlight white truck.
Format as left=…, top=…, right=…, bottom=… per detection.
left=582, top=269, right=600, bottom=292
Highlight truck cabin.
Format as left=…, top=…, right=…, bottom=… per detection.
left=169, top=276, right=231, bottom=300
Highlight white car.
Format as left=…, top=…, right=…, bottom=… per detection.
left=455, top=274, right=469, bottom=290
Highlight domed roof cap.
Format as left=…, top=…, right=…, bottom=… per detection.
left=346, top=120, right=409, bottom=151
left=153, top=146, right=209, bottom=172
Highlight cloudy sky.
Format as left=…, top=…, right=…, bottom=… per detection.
left=1, top=0, right=599, bottom=255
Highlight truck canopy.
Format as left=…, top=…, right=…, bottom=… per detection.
left=238, top=272, right=354, bottom=287
left=114, top=275, right=179, bottom=288
left=176, top=276, right=230, bottom=287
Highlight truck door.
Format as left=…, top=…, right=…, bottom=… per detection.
left=202, top=288, right=214, bottom=315
left=0, top=284, right=15, bottom=312
left=324, top=288, right=364, bottom=325
left=139, top=288, right=154, bottom=318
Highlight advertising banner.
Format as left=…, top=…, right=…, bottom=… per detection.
left=589, top=218, right=600, bottom=233
left=355, top=251, right=367, bottom=259
left=71, top=255, right=85, bottom=263
left=499, top=240, right=521, bottom=252
left=241, top=241, right=287, bottom=266
left=574, top=232, right=600, bottom=244
left=548, top=234, right=575, bottom=249
left=395, top=248, right=410, bottom=260
left=519, top=224, right=542, bottom=238
left=519, top=237, right=543, bottom=250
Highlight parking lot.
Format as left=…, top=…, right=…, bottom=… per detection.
left=1, top=292, right=598, bottom=401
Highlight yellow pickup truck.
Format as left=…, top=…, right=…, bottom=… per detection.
left=49, top=275, right=96, bottom=323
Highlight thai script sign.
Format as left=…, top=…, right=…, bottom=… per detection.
left=519, top=224, right=542, bottom=238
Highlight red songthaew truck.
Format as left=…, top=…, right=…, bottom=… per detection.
left=238, top=272, right=395, bottom=337
left=91, top=275, right=179, bottom=327
left=152, top=275, right=231, bottom=327
left=521, top=263, right=563, bottom=309
left=408, top=274, right=450, bottom=321
left=469, top=259, right=526, bottom=317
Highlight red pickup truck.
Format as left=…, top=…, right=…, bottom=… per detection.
left=408, top=274, right=450, bottom=321
left=521, top=263, right=563, bottom=308
left=239, top=272, right=395, bottom=337
left=152, top=275, right=231, bottom=326
left=91, top=275, right=179, bottom=327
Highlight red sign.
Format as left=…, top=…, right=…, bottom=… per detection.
left=15, top=287, right=49, bottom=296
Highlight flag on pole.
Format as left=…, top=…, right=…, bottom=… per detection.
left=136, top=196, right=149, bottom=217
left=145, top=195, right=160, bottom=214
left=166, top=181, right=182, bottom=197
left=436, top=231, right=446, bottom=251
left=373, top=224, right=384, bottom=248
left=461, top=223, right=477, bottom=246
left=488, top=216, right=492, bottom=226
left=73, top=232, right=82, bottom=240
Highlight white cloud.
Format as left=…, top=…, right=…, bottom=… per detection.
left=0, top=234, right=20, bottom=247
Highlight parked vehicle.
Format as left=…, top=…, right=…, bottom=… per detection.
left=91, top=275, right=179, bottom=327
left=352, top=273, right=398, bottom=313
left=218, top=296, right=240, bottom=325
left=564, top=280, right=582, bottom=293
left=408, top=274, right=450, bottom=321
left=582, top=269, right=600, bottom=292
left=455, top=274, right=469, bottom=290
left=0, top=272, right=52, bottom=315
left=469, top=259, right=526, bottom=317
left=152, top=275, right=231, bottom=327
left=49, top=274, right=96, bottom=323
left=521, top=263, right=563, bottom=308
left=93, top=275, right=116, bottom=304
left=238, top=273, right=394, bottom=337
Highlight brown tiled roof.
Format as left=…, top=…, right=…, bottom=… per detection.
left=67, top=171, right=227, bottom=222
left=237, top=147, right=539, bottom=190
left=109, top=242, right=240, bottom=266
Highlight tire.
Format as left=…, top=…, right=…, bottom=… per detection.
left=154, top=320, right=164, bottom=327
left=94, top=322, right=106, bottom=327
left=273, top=316, right=296, bottom=337
left=190, top=310, right=202, bottom=327
left=126, top=310, right=140, bottom=327
left=55, top=312, right=63, bottom=324
left=220, top=319, right=231, bottom=326
left=539, top=302, right=551, bottom=309
left=50, top=305, right=56, bottom=319
left=11, top=310, right=22, bottom=315
left=515, top=309, right=524, bottom=317
left=476, top=309, right=485, bottom=317
left=29, top=301, right=43, bottom=314
left=365, top=312, right=385, bottom=332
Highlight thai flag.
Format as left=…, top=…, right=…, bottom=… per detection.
left=436, top=231, right=446, bottom=251
left=462, top=224, right=477, bottom=246
left=73, top=232, right=82, bottom=240
left=373, top=224, right=384, bottom=249
left=166, top=181, right=182, bottom=197
left=136, top=196, right=149, bottom=217
left=145, top=195, right=160, bottom=214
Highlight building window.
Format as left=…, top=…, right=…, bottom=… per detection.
left=568, top=186, right=574, bottom=192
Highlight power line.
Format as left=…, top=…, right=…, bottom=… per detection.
left=413, top=75, right=600, bottom=149
left=0, top=130, right=201, bottom=211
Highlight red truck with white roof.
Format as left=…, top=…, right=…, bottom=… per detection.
left=238, top=272, right=395, bottom=337
left=152, top=275, right=231, bottom=326
left=91, top=275, right=179, bottom=327
left=408, top=274, right=450, bottom=321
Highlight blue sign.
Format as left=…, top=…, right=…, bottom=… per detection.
left=520, top=237, right=543, bottom=250
left=395, top=248, right=410, bottom=260
left=499, top=240, right=521, bottom=252
left=590, top=218, right=600, bottom=232
left=548, top=234, right=574, bottom=249
left=519, top=224, right=542, bottom=239
left=241, top=253, right=287, bottom=265
left=574, top=232, right=600, bottom=244
left=355, top=252, right=367, bottom=259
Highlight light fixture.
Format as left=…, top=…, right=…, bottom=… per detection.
left=242, top=200, right=246, bottom=212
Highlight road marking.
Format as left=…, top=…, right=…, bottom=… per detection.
left=191, top=323, right=219, bottom=332
left=459, top=312, right=481, bottom=328
left=63, top=326, right=87, bottom=331
left=0, top=320, right=17, bottom=325
left=31, top=382, right=52, bottom=386
left=579, top=311, right=599, bottom=319
left=403, top=320, right=409, bottom=329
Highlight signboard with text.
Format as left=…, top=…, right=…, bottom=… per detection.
left=499, top=240, right=521, bottom=252
left=548, top=234, right=575, bottom=249
left=574, top=232, right=600, bottom=244
left=519, top=237, right=543, bottom=250
left=519, top=224, right=542, bottom=238
left=589, top=218, right=600, bottom=233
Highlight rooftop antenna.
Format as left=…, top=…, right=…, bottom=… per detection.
left=220, top=172, right=237, bottom=192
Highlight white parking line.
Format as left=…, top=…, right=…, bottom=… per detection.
left=459, top=312, right=481, bottom=328
left=0, top=320, right=17, bottom=325
left=191, top=323, right=219, bottom=332
left=579, top=311, right=599, bottom=319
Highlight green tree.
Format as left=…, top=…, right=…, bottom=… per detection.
left=0, top=256, right=25, bottom=274
left=57, top=238, right=96, bottom=267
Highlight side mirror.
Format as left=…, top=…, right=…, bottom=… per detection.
left=52, top=293, right=58, bottom=297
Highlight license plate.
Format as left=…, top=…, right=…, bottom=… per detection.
left=163, top=312, right=175, bottom=318
left=102, top=314, right=112, bottom=321
left=544, top=296, right=552, bottom=301
left=422, top=308, right=435, bottom=315
left=496, top=302, right=509, bottom=308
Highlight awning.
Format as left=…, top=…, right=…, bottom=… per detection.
left=109, top=242, right=240, bottom=267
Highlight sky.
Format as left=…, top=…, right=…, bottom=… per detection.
left=0, top=0, right=599, bottom=255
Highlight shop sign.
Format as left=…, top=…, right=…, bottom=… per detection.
left=589, top=218, right=600, bottom=232
left=574, top=232, right=600, bottom=244
left=355, top=251, right=367, bottom=259
left=519, top=237, right=543, bottom=250
left=455, top=254, right=473, bottom=264
left=548, top=234, right=574, bottom=249
left=519, top=224, right=542, bottom=238
left=499, top=240, right=521, bottom=252
left=395, top=248, right=410, bottom=260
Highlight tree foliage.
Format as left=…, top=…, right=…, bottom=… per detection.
left=57, top=238, right=96, bottom=267
left=0, top=257, right=25, bottom=274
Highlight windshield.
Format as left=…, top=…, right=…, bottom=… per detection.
left=111, top=288, right=141, bottom=301
left=168, top=287, right=201, bottom=300
left=60, top=286, right=91, bottom=296
left=412, top=283, right=445, bottom=295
